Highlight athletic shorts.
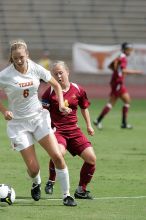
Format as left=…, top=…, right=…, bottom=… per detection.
left=54, top=127, right=92, bottom=156
left=110, top=83, right=128, bottom=97
left=7, top=109, right=54, bottom=152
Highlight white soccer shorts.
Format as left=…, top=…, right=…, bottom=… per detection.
left=7, top=109, right=54, bottom=151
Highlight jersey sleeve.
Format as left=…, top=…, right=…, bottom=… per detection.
left=41, top=87, right=51, bottom=109
left=36, top=63, right=52, bottom=82
left=78, top=86, right=90, bottom=109
left=120, top=56, right=127, bottom=69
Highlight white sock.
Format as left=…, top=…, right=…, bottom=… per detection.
left=55, top=167, right=70, bottom=199
left=77, top=186, right=83, bottom=193
left=32, top=170, right=41, bottom=185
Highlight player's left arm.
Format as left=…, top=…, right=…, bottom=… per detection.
left=121, top=56, right=143, bottom=75
left=122, top=68, right=143, bottom=75
left=81, top=108, right=94, bottom=136
left=78, top=86, right=94, bottom=135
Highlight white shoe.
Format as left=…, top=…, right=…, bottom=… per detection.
left=121, top=124, right=133, bottom=129
left=93, top=120, right=103, bottom=130
left=97, top=122, right=103, bottom=130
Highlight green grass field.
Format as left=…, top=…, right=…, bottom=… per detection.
left=0, top=99, right=145, bottom=220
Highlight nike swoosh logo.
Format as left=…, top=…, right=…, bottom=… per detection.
left=6, top=197, right=11, bottom=205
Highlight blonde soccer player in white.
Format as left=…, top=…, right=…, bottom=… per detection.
left=0, top=39, right=77, bottom=206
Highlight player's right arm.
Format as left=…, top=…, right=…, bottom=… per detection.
left=108, top=58, right=119, bottom=71
left=0, top=101, right=13, bottom=120
left=0, top=69, right=13, bottom=120
left=48, top=76, right=72, bottom=114
left=36, top=62, right=71, bottom=114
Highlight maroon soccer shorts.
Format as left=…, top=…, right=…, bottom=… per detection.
left=54, top=128, right=92, bottom=156
left=110, top=83, right=128, bottom=97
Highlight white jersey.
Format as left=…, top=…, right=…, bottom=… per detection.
left=0, top=59, right=52, bottom=119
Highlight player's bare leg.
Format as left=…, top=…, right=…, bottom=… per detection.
left=120, top=93, right=132, bottom=129
left=93, top=95, right=117, bottom=129
left=39, top=135, right=77, bottom=206
left=45, top=144, right=66, bottom=195
left=20, top=146, right=41, bottom=201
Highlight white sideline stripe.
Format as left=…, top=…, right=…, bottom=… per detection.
left=94, top=196, right=146, bottom=200
left=16, top=195, right=146, bottom=202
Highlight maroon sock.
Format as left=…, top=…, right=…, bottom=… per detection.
left=122, top=105, right=129, bottom=125
left=49, top=159, right=56, bottom=182
left=79, top=162, right=96, bottom=191
left=98, top=105, right=111, bottom=122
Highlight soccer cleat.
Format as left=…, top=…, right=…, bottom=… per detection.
left=45, top=180, right=54, bottom=194
left=121, top=124, right=133, bottom=129
left=74, top=189, right=93, bottom=199
left=93, top=120, right=103, bottom=130
left=63, top=196, right=77, bottom=206
left=31, top=183, right=41, bottom=201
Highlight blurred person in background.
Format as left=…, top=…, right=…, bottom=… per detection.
left=0, top=39, right=77, bottom=206
left=93, top=42, right=143, bottom=130
left=42, top=61, right=96, bottom=199
left=39, top=50, right=52, bottom=70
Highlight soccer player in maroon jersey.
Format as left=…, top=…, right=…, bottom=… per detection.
left=42, top=61, right=96, bottom=199
left=93, top=42, right=143, bottom=129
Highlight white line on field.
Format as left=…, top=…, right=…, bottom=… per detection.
left=15, top=195, right=146, bottom=202
left=94, top=196, right=146, bottom=200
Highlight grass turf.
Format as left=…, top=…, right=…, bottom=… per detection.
left=0, top=99, right=145, bottom=220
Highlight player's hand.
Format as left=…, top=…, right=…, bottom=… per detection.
left=4, top=111, right=13, bottom=120
left=87, top=126, right=95, bottom=136
left=59, top=106, right=72, bottom=115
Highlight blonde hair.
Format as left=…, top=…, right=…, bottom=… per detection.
left=50, top=60, right=69, bottom=72
left=9, top=39, right=28, bottom=63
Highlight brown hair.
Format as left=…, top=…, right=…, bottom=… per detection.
left=9, top=39, right=28, bottom=63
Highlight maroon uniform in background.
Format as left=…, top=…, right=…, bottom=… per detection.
left=110, top=53, right=128, bottom=97
left=94, top=42, right=143, bottom=129
left=42, top=83, right=92, bottom=156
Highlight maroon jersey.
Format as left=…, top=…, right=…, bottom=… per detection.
left=42, top=83, right=90, bottom=132
left=109, top=53, right=128, bottom=97
left=110, top=53, right=127, bottom=86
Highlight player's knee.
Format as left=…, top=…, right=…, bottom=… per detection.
left=52, top=153, right=65, bottom=169
left=85, top=154, right=96, bottom=165
left=124, top=103, right=130, bottom=108
left=107, top=103, right=113, bottom=109
left=90, top=154, right=96, bottom=165
left=29, top=166, right=40, bottom=178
